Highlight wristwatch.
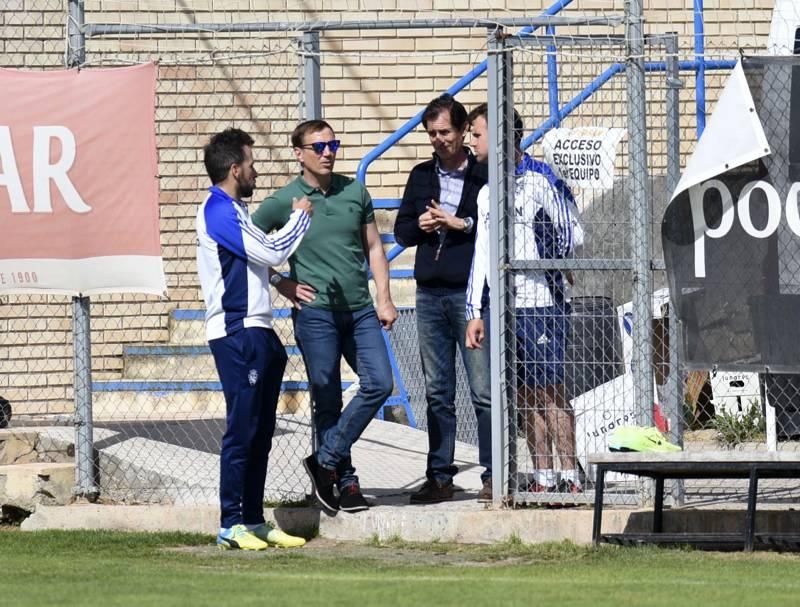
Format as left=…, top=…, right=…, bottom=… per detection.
left=269, top=273, right=284, bottom=287
left=462, top=216, right=475, bottom=234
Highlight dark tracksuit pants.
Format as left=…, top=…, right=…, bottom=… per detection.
left=209, top=327, right=287, bottom=528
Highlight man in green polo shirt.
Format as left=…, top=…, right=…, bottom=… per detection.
left=252, top=119, right=397, bottom=514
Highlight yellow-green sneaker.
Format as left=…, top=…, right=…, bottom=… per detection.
left=217, top=524, right=269, bottom=551
left=249, top=523, right=306, bottom=548
left=608, top=426, right=682, bottom=453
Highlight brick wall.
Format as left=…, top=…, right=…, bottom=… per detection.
left=0, top=0, right=780, bottom=416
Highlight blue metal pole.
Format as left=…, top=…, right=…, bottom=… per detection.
left=520, top=58, right=735, bottom=151
left=356, top=0, right=575, bottom=184
left=522, top=62, right=626, bottom=149
left=694, top=0, right=706, bottom=137
left=546, top=25, right=560, bottom=127
left=645, top=59, right=735, bottom=72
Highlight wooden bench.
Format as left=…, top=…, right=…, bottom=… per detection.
left=588, top=451, right=800, bottom=551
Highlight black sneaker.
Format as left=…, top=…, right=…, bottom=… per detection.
left=477, top=478, right=493, bottom=502
left=409, top=479, right=454, bottom=504
left=303, top=454, right=339, bottom=512
left=338, top=483, right=370, bottom=513
left=556, top=479, right=583, bottom=495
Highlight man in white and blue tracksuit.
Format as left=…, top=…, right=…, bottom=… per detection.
left=197, top=128, right=312, bottom=550
left=465, top=104, right=585, bottom=496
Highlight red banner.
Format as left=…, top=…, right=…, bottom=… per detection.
left=0, top=63, right=165, bottom=296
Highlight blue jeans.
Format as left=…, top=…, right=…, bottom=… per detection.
left=209, top=327, right=286, bottom=528
left=294, top=305, right=393, bottom=489
left=416, top=287, right=492, bottom=484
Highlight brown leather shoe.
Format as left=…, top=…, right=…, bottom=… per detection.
left=409, top=479, right=454, bottom=504
left=477, top=479, right=492, bottom=502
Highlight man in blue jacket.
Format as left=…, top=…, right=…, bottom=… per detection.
left=197, top=128, right=312, bottom=550
left=394, top=94, right=492, bottom=503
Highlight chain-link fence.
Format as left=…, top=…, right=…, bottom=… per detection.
left=1, top=1, right=76, bottom=426
left=486, top=31, right=664, bottom=506
left=4, top=0, right=800, bottom=510
left=491, top=4, right=800, bottom=509
left=81, top=28, right=311, bottom=503
left=662, top=53, right=800, bottom=510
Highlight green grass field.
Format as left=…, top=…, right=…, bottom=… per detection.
left=1, top=529, right=798, bottom=606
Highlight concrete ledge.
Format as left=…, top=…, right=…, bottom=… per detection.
left=0, top=429, right=74, bottom=465
left=23, top=503, right=800, bottom=545
left=0, top=462, right=75, bottom=511
left=19, top=503, right=617, bottom=544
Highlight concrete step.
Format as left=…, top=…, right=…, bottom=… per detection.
left=167, top=283, right=418, bottom=347
left=91, top=380, right=409, bottom=424
left=122, top=345, right=356, bottom=382
left=371, top=277, right=415, bottom=308
left=168, top=309, right=297, bottom=346
left=0, top=429, right=74, bottom=465
left=91, top=380, right=354, bottom=421
left=0, top=461, right=74, bottom=510
left=0, top=430, right=42, bottom=465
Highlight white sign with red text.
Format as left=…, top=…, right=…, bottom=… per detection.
left=0, top=63, right=166, bottom=296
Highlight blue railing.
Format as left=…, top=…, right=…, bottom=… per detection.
left=359, top=0, right=576, bottom=267
left=364, top=3, right=730, bottom=216
left=364, top=2, right=736, bottom=425
left=355, top=0, right=576, bottom=188
left=546, top=24, right=561, bottom=127
left=363, top=1, right=579, bottom=425
left=368, top=10, right=733, bottom=269
left=694, top=0, right=706, bottom=137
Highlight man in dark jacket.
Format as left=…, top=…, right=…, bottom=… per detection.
left=394, top=94, right=492, bottom=503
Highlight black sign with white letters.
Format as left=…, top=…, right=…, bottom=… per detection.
left=663, top=57, right=800, bottom=370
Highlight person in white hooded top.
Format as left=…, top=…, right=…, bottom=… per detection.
left=464, top=104, right=585, bottom=495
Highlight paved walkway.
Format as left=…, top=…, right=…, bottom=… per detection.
left=36, top=416, right=484, bottom=506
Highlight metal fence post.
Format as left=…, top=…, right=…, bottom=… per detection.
left=665, top=32, right=686, bottom=506
left=67, top=0, right=98, bottom=501
left=72, top=296, right=97, bottom=500
left=664, top=33, right=683, bottom=440
left=302, top=31, right=322, bottom=120
left=626, top=0, right=654, bottom=426
left=299, top=29, right=321, bottom=460
left=67, top=0, right=85, bottom=68
left=488, top=28, right=514, bottom=505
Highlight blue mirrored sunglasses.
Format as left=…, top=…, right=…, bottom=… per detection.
left=300, top=139, right=341, bottom=154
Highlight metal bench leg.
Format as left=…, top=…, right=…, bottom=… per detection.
left=745, top=467, right=758, bottom=552
left=654, top=476, right=665, bottom=533
left=592, top=466, right=606, bottom=546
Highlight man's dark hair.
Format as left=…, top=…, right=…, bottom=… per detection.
left=467, top=102, right=524, bottom=147
left=421, top=93, right=468, bottom=131
left=291, top=119, right=335, bottom=148
left=203, top=128, right=254, bottom=185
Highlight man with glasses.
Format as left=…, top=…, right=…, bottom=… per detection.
left=253, top=119, right=397, bottom=514
left=393, top=94, right=493, bottom=503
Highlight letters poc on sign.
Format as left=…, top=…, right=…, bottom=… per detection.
left=662, top=57, right=800, bottom=369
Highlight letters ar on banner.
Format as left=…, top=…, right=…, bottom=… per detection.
left=663, top=57, right=800, bottom=371
left=541, top=126, right=626, bottom=190
left=0, top=63, right=166, bottom=296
